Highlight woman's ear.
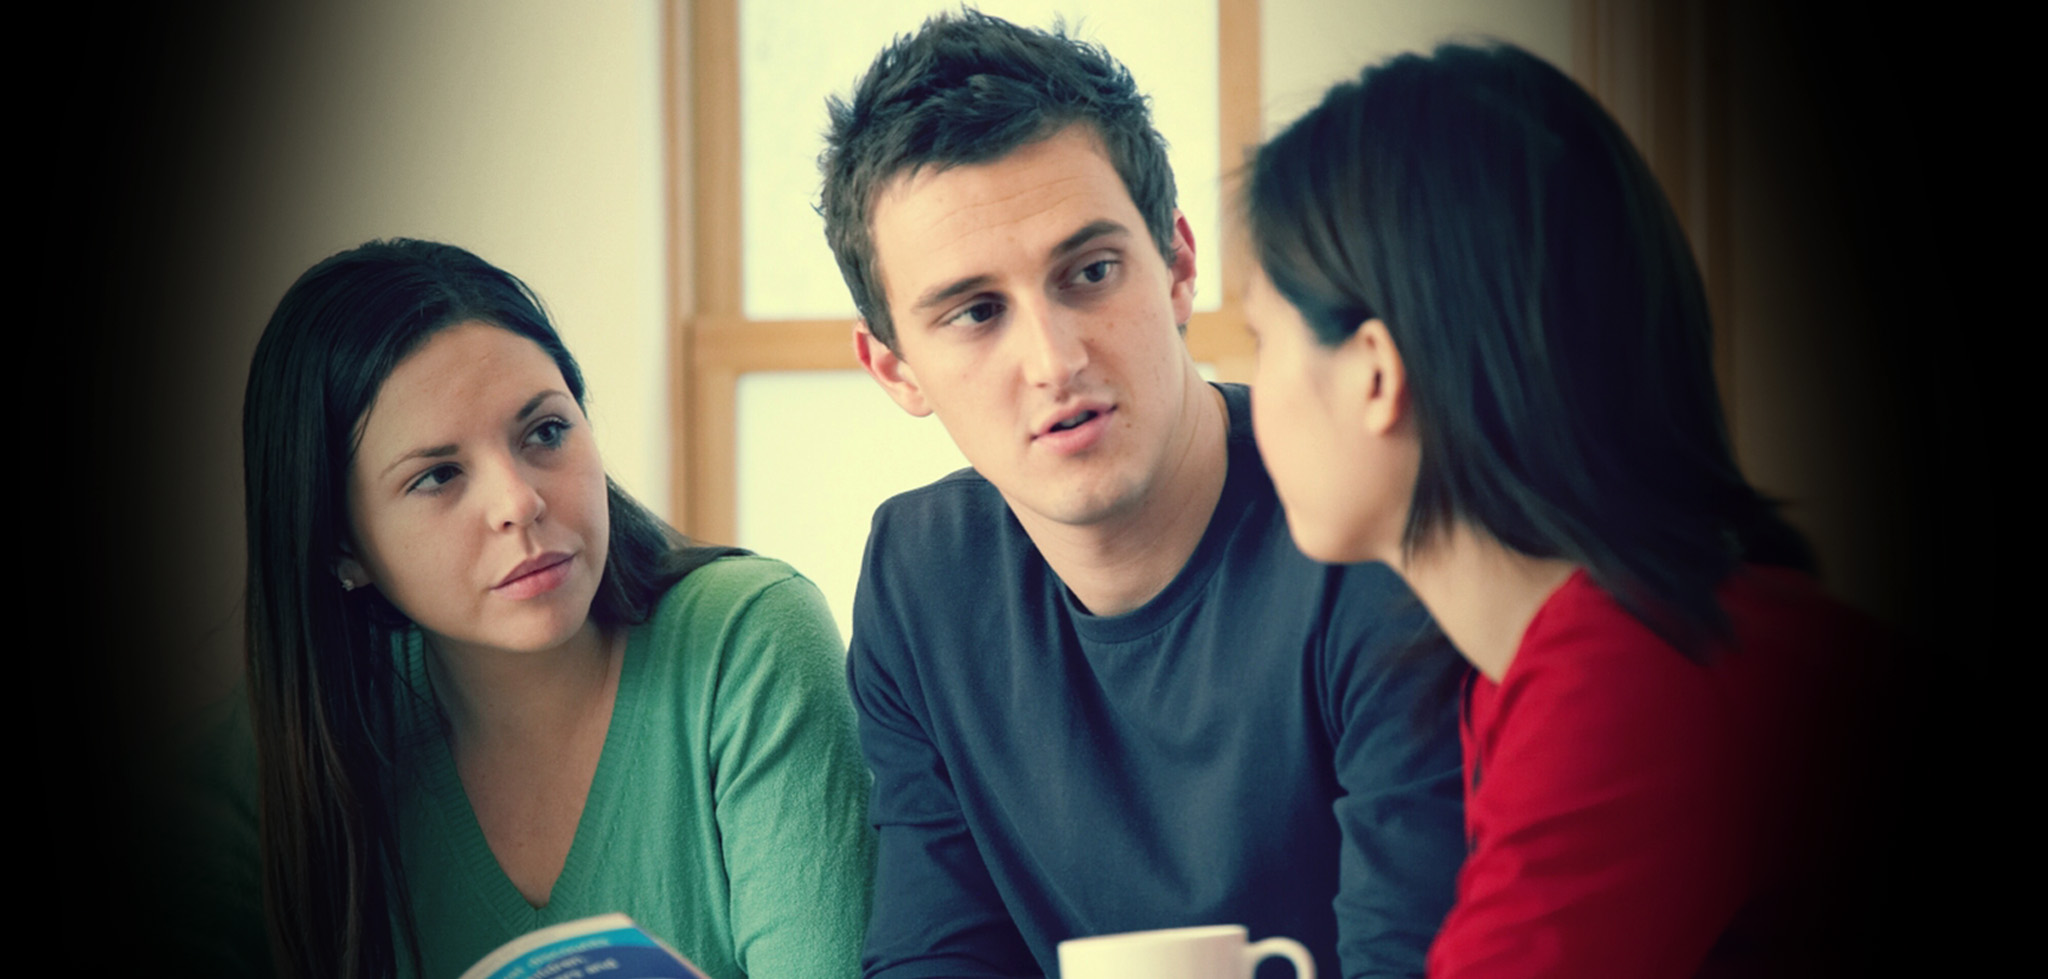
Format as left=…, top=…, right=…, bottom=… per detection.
left=334, top=556, right=372, bottom=593
left=1347, top=318, right=1408, bottom=436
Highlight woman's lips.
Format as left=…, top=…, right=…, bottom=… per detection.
left=494, top=553, right=574, bottom=600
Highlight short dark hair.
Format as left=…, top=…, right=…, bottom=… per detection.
left=1244, top=43, right=1813, bottom=657
left=241, top=238, right=737, bottom=977
left=818, top=7, right=1177, bottom=349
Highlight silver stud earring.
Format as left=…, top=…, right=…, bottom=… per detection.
left=340, top=576, right=357, bottom=592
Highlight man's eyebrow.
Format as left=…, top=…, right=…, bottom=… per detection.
left=1049, top=219, right=1128, bottom=262
left=909, top=220, right=1132, bottom=316
left=912, top=274, right=996, bottom=315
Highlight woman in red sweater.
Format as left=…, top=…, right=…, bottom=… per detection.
left=1239, top=43, right=1873, bottom=977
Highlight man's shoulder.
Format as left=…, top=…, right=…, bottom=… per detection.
left=867, top=466, right=1022, bottom=551
left=873, top=464, right=998, bottom=512
left=854, top=468, right=1046, bottom=647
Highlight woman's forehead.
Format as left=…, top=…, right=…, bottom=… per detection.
left=352, top=324, right=573, bottom=458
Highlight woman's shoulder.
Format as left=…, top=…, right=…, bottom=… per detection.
left=630, top=555, right=854, bottom=747
left=642, top=554, right=838, bottom=651
left=1498, top=565, right=1861, bottom=741
left=1492, top=572, right=1744, bottom=757
left=1517, top=566, right=1852, bottom=675
left=1719, top=565, right=1875, bottom=658
left=652, top=554, right=811, bottom=613
left=665, top=552, right=804, bottom=596
left=1511, top=571, right=1695, bottom=687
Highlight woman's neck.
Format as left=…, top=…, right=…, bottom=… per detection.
left=422, top=619, right=625, bottom=749
left=1396, top=523, right=1578, bottom=683
left=419, top=619, right=626, bottom=909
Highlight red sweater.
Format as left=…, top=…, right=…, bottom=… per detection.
left=1427, top=566, right=1859, bottom=978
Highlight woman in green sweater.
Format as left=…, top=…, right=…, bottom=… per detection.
left=238, top=238, right=873, bottom=978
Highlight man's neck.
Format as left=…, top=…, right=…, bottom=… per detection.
left=1013, top=380, right=1230, bottom=617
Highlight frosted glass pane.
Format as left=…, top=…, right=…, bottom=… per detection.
left=736, top=365, right=1217, bottom=643
left=741, top=0, right=1221, bottom=321
left=736, top=370, right=973, bottom=643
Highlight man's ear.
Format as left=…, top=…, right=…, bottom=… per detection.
left=1342, top=318, right=1409, bottom=436
left=853, top=320, right=932, bottom=417
left=1167, top=209, right=1197, bottom=327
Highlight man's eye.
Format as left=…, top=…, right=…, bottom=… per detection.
left=1074, top=259, right=1118, bottom=285
left=947, top=300, right=1002, bottom=328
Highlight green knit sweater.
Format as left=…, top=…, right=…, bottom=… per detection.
left=162, top=556, right=874, bottom=978
left=394, top=557, right=875, bottom=977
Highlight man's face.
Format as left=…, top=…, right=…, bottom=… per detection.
left=856, top=125, right=1202, bottom=532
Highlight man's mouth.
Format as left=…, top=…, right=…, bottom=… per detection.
left=1048, top=409, right=1099, bottom=433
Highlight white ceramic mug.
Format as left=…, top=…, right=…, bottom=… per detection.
left=1057, top=924, right=1316, bottom=979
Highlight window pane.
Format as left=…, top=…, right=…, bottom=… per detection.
left=735, top=370, right=972, bottom=642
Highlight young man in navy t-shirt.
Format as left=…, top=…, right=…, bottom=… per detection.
left=818, top=11, right=1468, bottom=978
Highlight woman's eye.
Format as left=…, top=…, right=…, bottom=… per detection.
left=409, top=464, right=461, bottom=494
left=527, top=418, right=572, bottom=448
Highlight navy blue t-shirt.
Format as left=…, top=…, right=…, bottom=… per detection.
left=849, top=383, right=1466, bottom=979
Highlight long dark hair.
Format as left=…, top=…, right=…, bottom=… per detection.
left=1244, top=43, right=1812, bottom=657
left=241, top=238, right=735, bottom=977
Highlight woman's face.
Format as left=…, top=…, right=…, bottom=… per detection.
left=343, top=322, right=610, bottom=660
left=1244, top=268, right=1416, bottom=565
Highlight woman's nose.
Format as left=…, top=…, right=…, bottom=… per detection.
left=488, top=460, right=548, bottom=531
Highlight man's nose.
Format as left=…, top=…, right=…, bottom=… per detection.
left=1016, top=302, right=1089, bottom=390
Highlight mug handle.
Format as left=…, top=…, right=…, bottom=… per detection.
left=1244, top=937, right=1316, bottom=979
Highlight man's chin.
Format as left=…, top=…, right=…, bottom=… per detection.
left=997, top=479, right=1148, bottom=533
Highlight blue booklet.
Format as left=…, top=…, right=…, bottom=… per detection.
left=458, top=914, right=711, bottom=979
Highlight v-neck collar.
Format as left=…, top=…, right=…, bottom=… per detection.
left=400, top=621, right=650, bottom=931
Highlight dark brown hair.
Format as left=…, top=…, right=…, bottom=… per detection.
left=1245, top=43, right=1813, bottom=656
